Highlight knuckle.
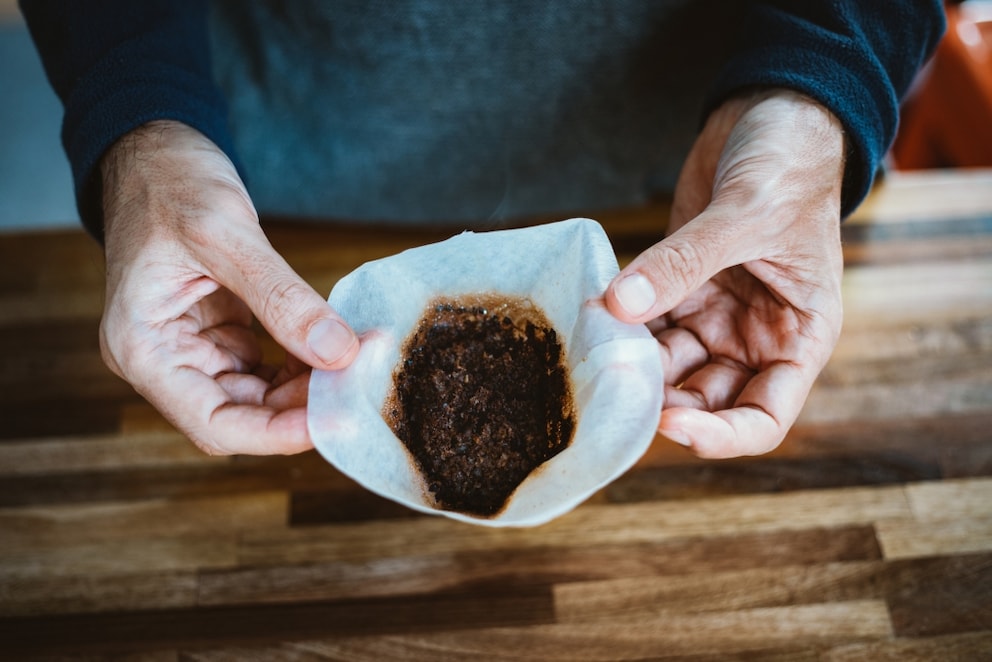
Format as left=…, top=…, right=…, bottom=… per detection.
left=260, top=277, right=306, bottom=322
left=651, top=240, right=707, bottom=289
left=257, top=273, right=316, bottom=329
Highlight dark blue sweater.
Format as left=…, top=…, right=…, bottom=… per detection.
left=20, top=1, right=944, bottom=239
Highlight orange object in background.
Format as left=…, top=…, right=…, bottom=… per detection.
left=892, top=1, right=992, bottom=169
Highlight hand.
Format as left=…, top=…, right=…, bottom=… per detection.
left=605, top=89, right=845, bottom=458
left=99, top=121, right=359, bottom=455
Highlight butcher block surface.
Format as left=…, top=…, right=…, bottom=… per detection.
left=1, top=169, right=991, bottom=660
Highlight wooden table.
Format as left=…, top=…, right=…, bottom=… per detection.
left=1, top=169, right=991, bottom=660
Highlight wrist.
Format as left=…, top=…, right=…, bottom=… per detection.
left=100, top=120, right=251, bottom=242
left=712, top=87, right=845, bottom=147
left=715, top=88, right=845, bottom=218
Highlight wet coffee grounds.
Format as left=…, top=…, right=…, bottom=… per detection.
left=385, top=296, right=575, bottom=517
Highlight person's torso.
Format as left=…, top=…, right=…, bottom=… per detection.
left=209, top=0, right=742, bottom=224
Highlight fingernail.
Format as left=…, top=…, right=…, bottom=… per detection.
left=660, top=428, right=692, bottom=447
left=614, top=272, right=656, bottom=317
left=307, top=318, right=357, bottom=365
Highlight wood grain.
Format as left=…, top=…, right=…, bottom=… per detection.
left=1, top=169, right=991, bottom=659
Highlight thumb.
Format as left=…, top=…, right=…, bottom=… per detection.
left=221, top=238, right=359, bottom=371
left=605, top=212, right=739, bottom=323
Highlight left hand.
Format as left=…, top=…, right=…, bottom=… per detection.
left=605, top=89, right=846, bottom=458
left=99, top=121, right=359, bottom=456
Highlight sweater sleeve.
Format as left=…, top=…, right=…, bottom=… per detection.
left=19, top=0, right=242, bottom=240
left=703, top=1, right=946, bottom=217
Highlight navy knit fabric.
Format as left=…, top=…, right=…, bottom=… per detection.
left=19, top=0, right=241, bottom=239
left=205, top=1, right=743, bottom=226
left=20, top=1, right=944, bottom=239
left=704, top=1, right=946, bottom=217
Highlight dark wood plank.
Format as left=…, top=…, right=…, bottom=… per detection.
left=174, top=631, right=992, bottom=662
left=0, top=400, right=131, bottom=440
left=289, top=488, right=423, bottom=525
left=0, top=451, right=346, bottom=507
left=164, top=601, right=893, bottom=661
left=819, top=631, right=992, bottom=661
left=0, top=589, right=555, bottom=657
left=885, top=552, right=992, bottom=637
left=607, top=454, right=942, bottom=503
left=196, top=525, right=881, bottom=608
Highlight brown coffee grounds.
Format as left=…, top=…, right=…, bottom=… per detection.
left=385, top=295, right=575, bottom=517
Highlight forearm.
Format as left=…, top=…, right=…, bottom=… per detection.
left=19, top=0, right=242, bottom=240
left=702, top=0, right=946, bottom=217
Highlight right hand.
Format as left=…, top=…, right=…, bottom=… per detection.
left=604, top=90, right=845, bottom=459
left=99, top=120, right=359, bottom=455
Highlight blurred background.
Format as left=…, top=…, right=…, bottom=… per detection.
left=1, top=0, right=990, bottom=233
left=0, top=0, right=76, bottom=231
left=891, top=0, right=992, bottom=170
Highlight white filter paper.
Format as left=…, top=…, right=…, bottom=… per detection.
left=308, top=217, right=664, bottom=527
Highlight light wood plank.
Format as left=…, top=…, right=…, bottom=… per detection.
left=840, top=259, right=992, bottom=329
left=0, top=570, right=197, bottom=617
left=905, top=477, right=992, bottom=521
left=0, top=535, right=240, bottom=580
left=849, top=168, right=992, bottom=224
left=828, top=315, right=992, bottom=364
left=842, top=235, right=992, bottom=268
left=877, top=515, right=992, bottom=560
left=0, top=431, right=219, bottom=476
left=553, top=562, right=883, bottom=622
left=0, top=491, right=288, bottom=548
left=876, top=479, right=992, bottom=559
left=238, top=485, right=911, bottom=567
left=800, top=371, right=992, bottom=424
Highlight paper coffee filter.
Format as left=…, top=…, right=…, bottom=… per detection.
left=308, top=217, right=664, bottom=527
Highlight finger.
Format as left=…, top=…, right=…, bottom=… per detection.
left=659, top=407, right=779, bottom=459
left=265, top=372, right=310, bottom=410
left=645, top=315, right=671, bottom=336
left=605, top=212, right=741, bottom=323
left=200, top=324, right=263, bottom=371
left=145, top=324, right=245, bottom=380
left=186, top=287, right=253, bottom=330
left=212, top=228, right=360, bottom=372
left=659, top=360, right=812, bottom=458
left=664, top=358, right=754, bottom=412
left=653, top=326, right=709, bottom=386
left=209, top=405, right=313, bottom=455
left=217, top=370, right=309, bottom=418
left=249, top=354, right=308, bottom=385
left=215, top=371, right=271, bottom=404
left=146, top=366, right=312, bottom=455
